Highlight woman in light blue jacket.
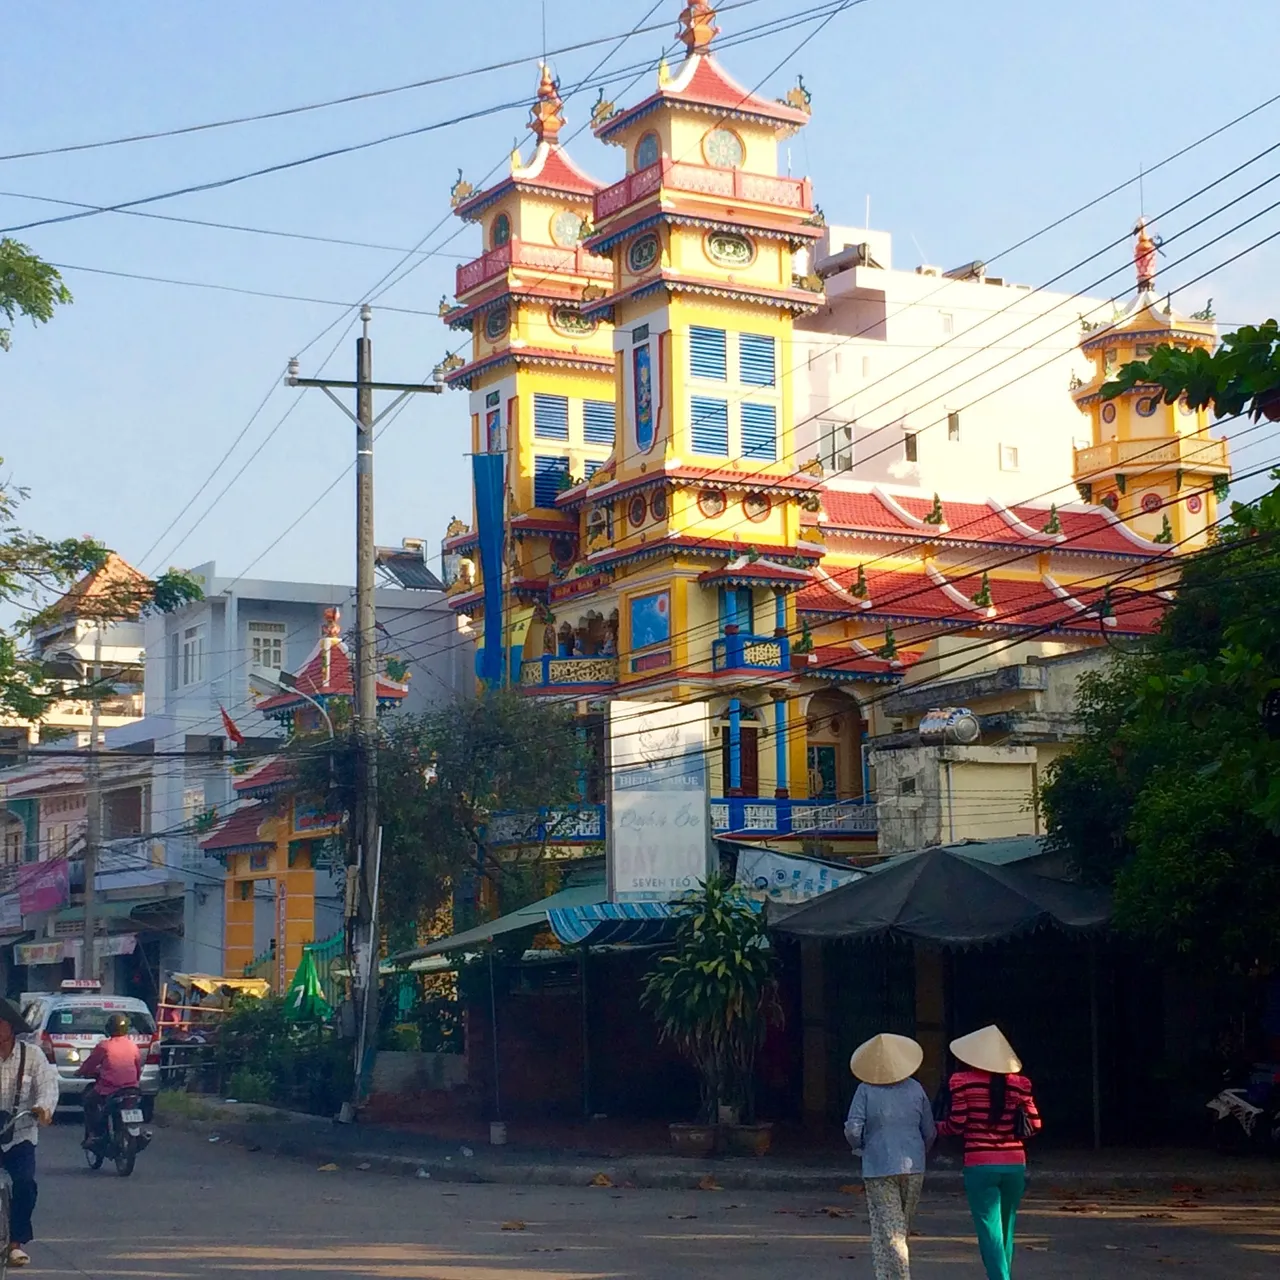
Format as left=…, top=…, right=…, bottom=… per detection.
left=845, top=1033, right=936, bottom=1280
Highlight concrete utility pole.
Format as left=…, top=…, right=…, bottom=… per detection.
left=81, top=623, right=103, bottom=984
left=285, top=306, right=442, bottom=1112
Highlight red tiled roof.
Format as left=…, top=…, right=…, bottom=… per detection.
left=797, top=564, right=1166, bottom=636
left=806, top=645, right=922, bottom=680
left=256, top=631, right=408, bottom=715
left=815, top=488, right=1163, bottom=558
left=697, top=557, right=812, bottom=586
left=232, top=755, right=294, bottom=797
left=597, top=54, right=810, bottom=141
left=455, top=144, right=602, bottom=219
left=444, top=345, right=614, bottom=389
left=199, top=802, right=272, bottom=854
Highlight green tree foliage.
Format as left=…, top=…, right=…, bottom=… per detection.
left=0, top=473, right=202, bottom=721
left=296, top=688, right=586, bottom=932
left=641, top=874, right=781, bottom=1123
left=1042, top=479, right=1280, bottom=968
left=1102, top=319, right=1280, bottom=420
left=0, top=239, right=72, bottom=352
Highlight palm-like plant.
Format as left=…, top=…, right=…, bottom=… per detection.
left=641, top=873, right=782, bottom=1124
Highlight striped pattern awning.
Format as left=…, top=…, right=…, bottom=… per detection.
left=547, top=902, right=674, bottom=946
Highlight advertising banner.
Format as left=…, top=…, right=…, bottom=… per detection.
left=18, top=858, right=69, bottom=915
left=15, top=941, right=64, bottom=967
left=734, top=847, right=861, bottom=904
left=0, top=893, right=20, bottom=933
left=608, top=700, right=710, bottom=902
left=472, top=452, right=506, bottom=688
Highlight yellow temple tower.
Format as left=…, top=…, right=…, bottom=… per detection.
left=1071, top=218, right=1229, bottom=547
left=442, top=66, right=616, bottom=684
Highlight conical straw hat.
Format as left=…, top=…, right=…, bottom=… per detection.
left=950, top=1025, right=1021, bottom=1075
left=850, top=1033, right=924, bottom=1086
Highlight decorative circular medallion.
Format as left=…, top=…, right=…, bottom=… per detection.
left=1100, top=492, right=1119, bottom=511
left=549, top=305, right=597, bottom=337
left=627, top=234, right=660, bottom=274
left=1178, top=396, right=1195, bottom=416
left=1187, top=493, right=1203, bottom=514
left=1136, top=395, right=1159, bottom=417
left=551, top=210, right=584, bottom=248
left=1141, top=492, right=1162, bottom=513
left=491, top=212, right=511, bottom=248
left=705, top=230, right=755, bottom=269
left=743, top=493, right=771, bottom=523
left=635, top=131, right=660, bottom=171
left=1101, top=403, right=1117, bottom=424
left=483, top=305, right=510, bottom=341
left=702, top=127, right=745, bottom=169
left=628, top=495, right=648, bottom=528
left=649, top=489, right=668, bottom=520
left=698, top=489, right=727, bottom=519
left=551, top=535, right=577, bottom=566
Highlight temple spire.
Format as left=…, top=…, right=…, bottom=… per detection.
left=1133, top=216, right=1158, bottom=292
left=677, top=0, right=719, bottom=54
left=528, top=63, right=565, bottom=146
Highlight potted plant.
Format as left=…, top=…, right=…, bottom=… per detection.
left=641, top=873, right=782, bottom=1157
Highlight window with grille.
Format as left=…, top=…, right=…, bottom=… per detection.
left=533, top=393, right=570, bottom=441
left=534, top=454, right=571, bottom=507
left=690, top=397, right=729, bottom=456
left=689, top=326, right=728, bottom=380
left=248, top=621, right=285, bottom=671
left=738, top=333, right=776, bottom=386
left=582, top=400, right=616, bottom=445
left=741, top=402, right=777, bottom=461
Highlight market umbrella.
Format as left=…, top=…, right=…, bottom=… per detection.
left=283, top=948, right=333, bottom=1023
left=769, top=845, right=1109, bottom=945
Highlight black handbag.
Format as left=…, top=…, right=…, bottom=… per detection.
left=1014, top=1103, right=1036, bottom=1140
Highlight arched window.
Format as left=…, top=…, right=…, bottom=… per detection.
left=635, top=131, right=660, bottom=171
left=491, top=212, right=511, bottom=249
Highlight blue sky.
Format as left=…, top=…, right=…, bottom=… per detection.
left=3, top=0, right=1278, bottom=589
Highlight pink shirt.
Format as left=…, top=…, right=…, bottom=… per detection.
left=78, top=1037, right=142, bottom=1095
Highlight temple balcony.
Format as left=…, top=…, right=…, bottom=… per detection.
left=711, top=795, right=878, bottom=839
left=455, top=238, right=612, bottom=297
left=1074, top=434, right=1229, bottom=479
left=711, top=631, right=790, bottom=673
left=594, top=159, right=813, bottom=225
left=520, top=654, right=619, bottom=691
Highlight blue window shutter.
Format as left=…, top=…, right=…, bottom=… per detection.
left=741, top=402, right=777, bottom=461
left=583, top=458, right=603, bottom=479
left=582, top=400, right=616, bottom=445
left=533, top=393, right=570, bottom=441
left=689, top=326, right=728, bottom=380
left=739, top=333, right=776, bottom=386
left=534, top=454, right=570, bottom=507
left=690, top=397, right=730, bottom=456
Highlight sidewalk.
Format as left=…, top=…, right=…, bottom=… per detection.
left=155, top=1096, right=1280, bottom=1194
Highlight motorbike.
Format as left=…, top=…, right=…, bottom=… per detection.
left=1207, top=1062, right=1280, bottom=1154
left=83, top=1088, right=153, bottom=1177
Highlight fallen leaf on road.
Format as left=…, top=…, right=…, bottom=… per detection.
left=838, top=1184, right=863, bottom=1196
left=697, top=1176, right=722, bottom=1192
left=318, top=1163, right=339, bottom=1172
left=501, top=1221, right=526, bottom=1232
left=590, top=1173, right=614, bottom=1188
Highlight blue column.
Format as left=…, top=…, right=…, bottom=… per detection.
left=727, top=698, right=742, bottom=795
left=773, top=695, right=788, bottom=798
left=723, top=588, right=744, bottom=668
left=774, top=589, right=786, bottom=634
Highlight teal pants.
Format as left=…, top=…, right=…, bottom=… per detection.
left=963, top=1165, right=1027, bottom=1280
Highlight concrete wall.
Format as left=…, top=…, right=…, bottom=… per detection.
left=371, top=1050, right=468, bottom=1096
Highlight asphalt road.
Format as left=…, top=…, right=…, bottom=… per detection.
left=20, top=1120, right=1280, bottom=1278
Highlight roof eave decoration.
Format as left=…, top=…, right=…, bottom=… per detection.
left=580, top=273, right=822, bottom=320
left=585, top=209, right=822, bottom=259
left=444, top=345, right=615, bottom=389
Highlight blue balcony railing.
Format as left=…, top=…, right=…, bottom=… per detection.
left=520, top=655, right=619, bottom=689
left=488, top=804, right=606, bottom=848
left=710, top=796, right=877, bottom=838
left=711, top=632, right=790, bottom=673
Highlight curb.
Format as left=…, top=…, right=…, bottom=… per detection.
left=155, top=1106, right=1280, bottom=1195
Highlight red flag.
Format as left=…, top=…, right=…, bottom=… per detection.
left=219, top=704, right=245, bottom=748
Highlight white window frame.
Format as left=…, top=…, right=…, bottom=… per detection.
left=248, top=621, right=286, bottom=673
left=947, top=411, right=961, bottom=442
left=180, top=625, right=206, bottom=687
left=818, top=420, right=854, bottom=473
left=941, top=311, right=955, bottom=336
left=999, top=444, right=1020, bottom=472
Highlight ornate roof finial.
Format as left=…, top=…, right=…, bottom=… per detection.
left=1133, top=217, right=1158, bottom=292
left=528, top=62, right=565, bottom=145
left=677, top=0, right=719, bottom=54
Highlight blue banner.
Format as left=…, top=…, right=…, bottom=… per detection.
left=472, top=452, right=505, bottom=687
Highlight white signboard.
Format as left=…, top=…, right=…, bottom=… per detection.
left=734, top=847, right=861, bottom=904
left=608, top=700, right=711, bottom=902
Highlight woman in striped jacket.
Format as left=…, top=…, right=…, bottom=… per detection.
left=936, top=1026, right=1041, bottom=1280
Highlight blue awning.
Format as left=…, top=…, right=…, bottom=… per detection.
left=547, top=902, right=675, bottom=946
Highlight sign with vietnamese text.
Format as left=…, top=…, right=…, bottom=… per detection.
left=608, top=701, right=710, bottom=902
left=18, top=859, right=69, bottom=915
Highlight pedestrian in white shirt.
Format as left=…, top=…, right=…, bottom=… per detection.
left=0, top=999, right=59, bottom=1268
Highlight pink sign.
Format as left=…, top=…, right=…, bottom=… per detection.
left=18, top=859, right=70, bottom=915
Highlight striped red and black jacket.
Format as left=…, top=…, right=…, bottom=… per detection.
left=936, top=1070, right=1042, bottom=1166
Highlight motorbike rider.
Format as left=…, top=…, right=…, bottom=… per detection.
left=75, top=1014, right=141, bottom=1148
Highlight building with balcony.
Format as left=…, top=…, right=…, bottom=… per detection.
left=438, top=2, right=1208, bottom=865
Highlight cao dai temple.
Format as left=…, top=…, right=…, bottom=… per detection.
left=438, top=0, right=1228, bottom=859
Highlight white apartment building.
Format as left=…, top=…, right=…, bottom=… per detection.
left=795, top=226, right=1102, bottom=505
